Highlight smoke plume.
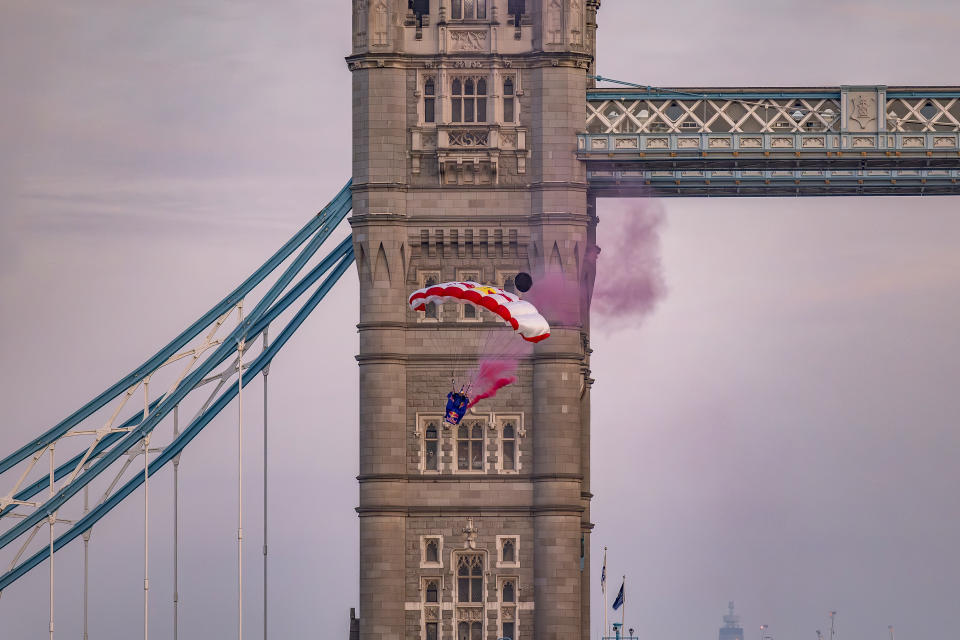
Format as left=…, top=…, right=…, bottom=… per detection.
left=467, top=357, right=519, bottom=409
left=590, top=199, right=666, bottom=326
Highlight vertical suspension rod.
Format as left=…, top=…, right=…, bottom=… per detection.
left=82, top=484, right=90, bottom=640
left=173, top=405, right=180, bottom=640
left=262, top=327, right=269, bottom=640
left=48, top=444, right=55, bottom=640
left=237, top=302, right=245, bottom=640
left=143, top=380, right=151, bottom=640
left=143, top=434, right=151, bottom=640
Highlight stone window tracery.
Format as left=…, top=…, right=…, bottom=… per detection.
left=452, top=77, right=488, bottom=123
left=499, top=577, right=518, bottom=640
left=457, top=421, right=485, bottom=471
left=421, top=535, right=444, bottom=567
left=457, top=270, right=481, bottom=321
left=496, top=535, right=520, bottom=568
left=422, top=576, right=442, bottom=640
left=502, top=538, right=515, bottom=563
left=503, top=77, right=516, bottom=123
left=451, top=0, right=486, bottom=20
left=418, top=272, right=442, bottom=321
left=502, top=421, right=516, bottom=471
left=455, top=552, right=485, bottom=640
left=424, top=77, right=436, bottom=124
left=456, top=553, right=484, bottom=602
left=494, top=415, right=523, bottom=473
left=424, top=421, right=439, bottom=470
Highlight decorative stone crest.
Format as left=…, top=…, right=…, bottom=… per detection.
left=463, top=518, right=478, bottom=549
left=849, top=95, right=877, bottom=129
left=457, top=606, right=484, bottom=621
left=450, top=30, right=487, bottom=51
left=449, top=131, right=489, bottom=147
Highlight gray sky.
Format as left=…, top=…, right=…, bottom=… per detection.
left=1, top=1, right=959, bottom=638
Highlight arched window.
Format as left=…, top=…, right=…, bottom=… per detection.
left=426, top=539, right=439, bottom=564
left=451, top=0, right=486, bottom=20
left=502, top=422, right=516, bottom=471
left=457, top=422, right=485, bottom=470
left=502, top=580, right=515, bottom=602
left=502, top=538, right=515, bottom=563
left=424, top=275, right=438, bottom=319
left=503, top=77, right=515, bottom=123
left=458, top=621, right=482, bottom=640
left=424, top=77, right=436, bottom=123
left=459, top=272, right=479, bottom=319
left=426, top=580, right=439, bottom=602
left=425, top=422, right=439, bottom=470
left=452, top=77, right=488, bottom=123
left=501, top=579, right=517, bottom=639
left=456, top=553, right=484, bottom=602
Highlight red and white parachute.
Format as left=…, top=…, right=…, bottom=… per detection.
left=408, top=281, right=550, bottom=343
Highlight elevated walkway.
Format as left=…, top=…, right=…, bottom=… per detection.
left=581, top=85, right=960, bottom=196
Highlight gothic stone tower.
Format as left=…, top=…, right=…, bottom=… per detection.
left=348, top=1, right=600, bottom=639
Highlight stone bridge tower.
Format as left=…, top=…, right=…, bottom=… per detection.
left=347, top=1, right=600, bottom=638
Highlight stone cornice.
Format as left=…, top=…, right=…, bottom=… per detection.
left=356, top=505, right=585, bottom=516
left=355, top=352, right=585, bottom=363
left=345, top=50, right=594, bottom=73
left=357, top=472, right=584, bottom=482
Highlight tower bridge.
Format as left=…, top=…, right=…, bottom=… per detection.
left=1, top=2, right=958, bottom=640
left=582, top=85, right=960, bottom=196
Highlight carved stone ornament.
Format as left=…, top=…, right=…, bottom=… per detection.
left=501, top=606, right=516, bottom=621
left=450, top=30, right=487, bottom=51
left=849, top=95, right=877, bottom=128
left=425, top=606, right=440, bottom=622
left=449, top=130, right=489, bottom=147
left=463, top=518, right=479, bottom=549
left=452, top=59, right=486, bottom=69
left=457, top=606, right=484, bottom=621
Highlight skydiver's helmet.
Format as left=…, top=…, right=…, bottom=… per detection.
left=443, top=391, right=470, bottom=428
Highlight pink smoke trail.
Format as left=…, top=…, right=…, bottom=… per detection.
left=467, top=356, right=519, bottom=409
left=589, top=198, right=666, bottom=327
left=523, top=271, right=580, bottom=326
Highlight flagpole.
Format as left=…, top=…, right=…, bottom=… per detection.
left=602, top=547, right=608, bottom=640
left=621, top=575, right=626, bottom=638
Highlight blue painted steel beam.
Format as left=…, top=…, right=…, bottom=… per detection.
left=0, top=192, right=354, bottom=553
left=588, top=91, right=843, bottom=101
left=0, top=180, right=352, bottom=476
left=1, top=233, right=353, bottom=523
left=0, top=247, right=355, bottom=592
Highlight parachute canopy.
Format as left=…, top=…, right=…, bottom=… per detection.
left=408, top=281, right=550, bottom=343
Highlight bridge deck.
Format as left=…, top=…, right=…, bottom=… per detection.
left=582, top=86, right=960, bottom=196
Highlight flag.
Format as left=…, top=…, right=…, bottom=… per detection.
left=601, top=548, right=607, bottom=593
left=612, top=580, right=624, bottom=610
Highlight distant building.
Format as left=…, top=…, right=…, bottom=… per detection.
left=719, top=601, right=744, bottom=640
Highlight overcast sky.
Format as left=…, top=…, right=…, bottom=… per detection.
left=1, top=1, right=959, bottom=639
